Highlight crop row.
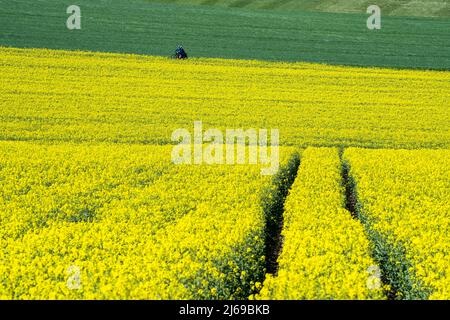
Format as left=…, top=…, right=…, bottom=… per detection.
left=1, top=47, right=449, bottom=148
left=2, top=0, right=450, bottom=69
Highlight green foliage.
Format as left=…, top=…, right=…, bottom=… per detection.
left=261, top=151, right=300, bottom=274
left=146, top=0, right=450, bottom=17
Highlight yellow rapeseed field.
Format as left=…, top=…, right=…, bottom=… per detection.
left=344, top=149, right=450, bottom=299
left=0, top=47, right=449, bottom=148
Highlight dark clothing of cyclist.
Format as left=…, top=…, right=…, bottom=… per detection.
left=175, top=46, right=188, bottom=59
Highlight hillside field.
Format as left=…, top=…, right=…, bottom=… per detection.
left=0, top=0, right=449, bottom=301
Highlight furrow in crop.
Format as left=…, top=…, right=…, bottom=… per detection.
left=261, top=151, right=300, bottom=276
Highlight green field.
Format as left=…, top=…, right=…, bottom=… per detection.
left=1, top=0, right=449, bottom=69
left=1, top=47, right=449, bottom=149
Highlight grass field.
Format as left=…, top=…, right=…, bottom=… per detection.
left=1, top=0, right=449, bottom=301
left=1, top=0, right=449, bottom=69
